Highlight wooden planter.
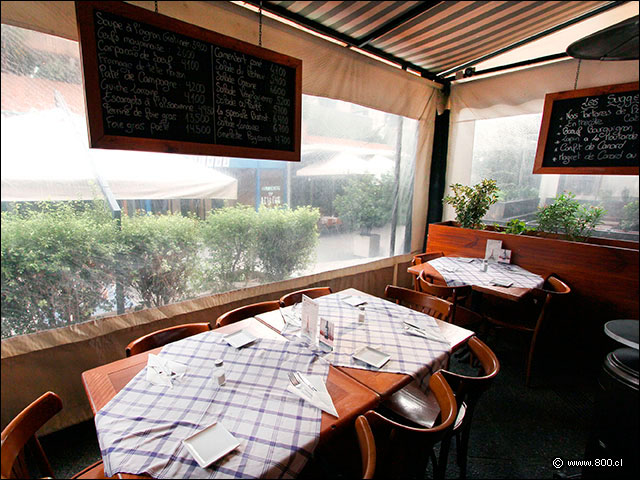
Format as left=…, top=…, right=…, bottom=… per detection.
left=426, top=221, right=639, bottom=351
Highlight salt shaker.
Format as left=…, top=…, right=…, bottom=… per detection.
left=214, top=359, right=226, bottom=386
left=358, top=306, right=366, bottom=323
left=482, top=259, right=488, bottom=272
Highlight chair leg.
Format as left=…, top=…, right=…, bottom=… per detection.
left=456, top=425, right=472, bottom=479
left=526, top=331, right=539, bottom=387
left=436, top=435, right=452, bottom=480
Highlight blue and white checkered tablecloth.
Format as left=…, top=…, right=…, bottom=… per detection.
left=95, top=332, right=329, bottom=479
left=428, top=257, right=544, bottom=289
left=284, top=294, right=451, bottom=392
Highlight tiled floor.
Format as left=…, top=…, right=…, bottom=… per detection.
left=39, top=327, right=608, bottom=479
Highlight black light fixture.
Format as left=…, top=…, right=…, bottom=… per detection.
left=566, top=15, right=639, bottom=60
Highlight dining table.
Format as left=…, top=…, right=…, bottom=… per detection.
left=82, top=289, right=474, bottom=479
left=407, top=256, right=545, bottom=302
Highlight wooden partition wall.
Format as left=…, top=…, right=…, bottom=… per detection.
left=426, top=222, right=639, bottom=351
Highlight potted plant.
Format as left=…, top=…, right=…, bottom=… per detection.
left=334, top=174, right=394, bottom=257
left=534, top=192, right=606, bottom=242
left=443, top=178, right=500, bottom=229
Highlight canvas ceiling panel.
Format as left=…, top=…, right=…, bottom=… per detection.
left=406, top=1, right=602, bottom=70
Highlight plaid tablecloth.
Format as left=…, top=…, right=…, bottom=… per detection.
left=428, top=257, right=544, bottom=289
left=95, top=332, right=329, bottom=479
left=283, top=294, right=451, bottom=392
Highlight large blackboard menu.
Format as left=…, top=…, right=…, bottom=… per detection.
left=76, top=1, right=301, bottom=161
left=533, top=82, right=638, bottom=175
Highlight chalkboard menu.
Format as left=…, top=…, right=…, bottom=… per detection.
left=76, top=1, right=301, bottom=161
left=533, top=82, right=638, bottom=175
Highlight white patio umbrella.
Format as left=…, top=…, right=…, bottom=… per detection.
left=295, top=151, right=394, bottom=177
left=1, top=109, right=237, bottom=201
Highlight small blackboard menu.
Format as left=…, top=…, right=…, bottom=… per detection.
left=533, top=82, right=638, bottom=175
left=76, top=1, right=301, bottom=161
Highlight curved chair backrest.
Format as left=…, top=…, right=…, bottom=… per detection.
left=125, top=322, right=212, bottom=357
left=355, top=415, right=376, bottom=480
left=1, top=391, right=62, bottom=479
left=384, top=285, right=452, bottom=322
left=356, top=371, right=457, bottom=479
left=279, top=287, right=332, bottom=307
left=411, top=251, right=444, bottom=266
left=215, top=301, right=281, bottom=328
left=417, top=271, right=472, bottom=324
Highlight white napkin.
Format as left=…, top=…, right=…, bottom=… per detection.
left=403, top=318, right=448, bottom=343
left=287, top=372, right=338, bottom=417
left=146, top=354, right=188, bottom=387
left=280, top=306, right=301, bottom=327
left=341, top=295, right=368, bottom=307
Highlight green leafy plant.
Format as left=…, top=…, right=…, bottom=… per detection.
left=254, top=206, right=320, bottom=281
left=201, top=205, right=258, bottom=289
left=503, top=218, right=529, bottom=235
left=619, top=200, right=639, bottom=232
left=117, top=213, right=202, bottom=308
left=334, top=174, right=394, bottom=234
left=536, top=192, right=606, bottom=242
left=1, top=201, right=118, bottom=339
left=443, top=179, right=500, bottom=229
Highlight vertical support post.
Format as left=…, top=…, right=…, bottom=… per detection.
left=389, top=115, right=404, bottom=256
left=424, top=109, right=450, bottom=251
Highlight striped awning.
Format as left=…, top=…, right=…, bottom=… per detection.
left=257, top=1, right=619, bottom=79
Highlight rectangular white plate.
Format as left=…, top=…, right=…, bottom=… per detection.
left=182, top=421, right=240, bottom=468
left=454, top=257, right=475, bottom=263
left=352, top=346, right=391, bottom=369
left=224, top=329, right=257, bottom=349
left=491, top=278, right=514, bottom=287
left=342, top=295, right=368, bottom=307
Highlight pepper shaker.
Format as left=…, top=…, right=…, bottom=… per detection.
left=482, top=259, right=488, bottom=272
left=358, top=306, right=366, bottom=323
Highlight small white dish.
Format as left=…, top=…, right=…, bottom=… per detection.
left=342, top=295, right=368, bottom=307
left=224, top=329, right=258, bottom=349
left=182, top=421, right=240, bottom=468
left=352, top=346, right=391, bottom=369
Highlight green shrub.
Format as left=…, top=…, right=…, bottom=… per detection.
left=334, top=174, right=394, bottom=233
left=619, top=200, right=639, bottom=232
left=503, top=218, right=529, bottom=235
left=201, top=205, right=257, bottom=289
left=1, top=201, right=118, bottom=338
left=254, top=206, right=320, bottom=281
left=118, top=213, right=202, bottom=308
left=536, top=192, right=606, bottom=242
left=443, top=179, right=500, bottom=229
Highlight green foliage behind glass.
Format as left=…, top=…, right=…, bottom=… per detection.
left=443, top=179, right=500, bottom=229
left=619, top=200, right=639, bottom=232
left=535, top=192, right=606, bottom=242
left=1, top=201, right=117, bottom=339
left=254, top=206, right=320, bottom=281
left=201, top=205, right=257, bottom=289
left=333, top=174, right=394, bottom=233
left=118, top=213, right=202, bottom=309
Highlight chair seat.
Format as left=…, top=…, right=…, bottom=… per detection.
left=384, top=381, right=466, bottom=431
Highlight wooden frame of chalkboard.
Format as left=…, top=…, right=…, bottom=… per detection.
left=533, top=82, right=638, bottom=175
left=75, top=1, right=302, bottom=161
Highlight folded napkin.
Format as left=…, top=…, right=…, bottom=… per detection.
left=146, top=354, right=188, bottom=388
left=341, top=295, right=368, bottom=307
left=280, top=307, right=301, bottom=327
left=287, top=372, right=338, bottom=417
left=403, top=318, right=449, bottom=344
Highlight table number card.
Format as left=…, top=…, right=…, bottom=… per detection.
left=300, top=294, right=319, bottom=345
left=497, top=249, right=512, bottom=264
left=485, top=239, right=503, bottom=263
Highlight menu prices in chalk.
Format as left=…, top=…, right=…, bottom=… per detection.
left=542, top=89, right=639, bottom=168
left=92, top=8, right=296, bottom=152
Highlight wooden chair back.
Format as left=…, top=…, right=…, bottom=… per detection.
left=279, top=287, right=332, bottom=307
left=411, top=251, right=444, bottom=266
left=1, top=391, right=61, bottom=479
left=125, top=322, right=212, bottom=357
left=355, top=371, right=457, bottom=479
left=215, top=301, right=281, bottom=328
left=417, top=270, right=472, bottom=324
left=384, top=285, right=452, bottom=322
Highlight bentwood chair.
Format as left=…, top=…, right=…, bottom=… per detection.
left=355, top=371, right=457, bottom=479
left=411, top=251, right=444, bottom=290
left=215, top=300, right=281, bottom=328
left=484, top=274, right=570, bottom=386
left=1, top=392, right=108, bottom=479
left=279, top=287, right=333, bottom=307
left=417, top=270, right=473, bottom=325
left=383, top=337, right=500, bottom=478
left=125, top=322, right=212, bottom=357
left=384, top=285, right=453, bottom=323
